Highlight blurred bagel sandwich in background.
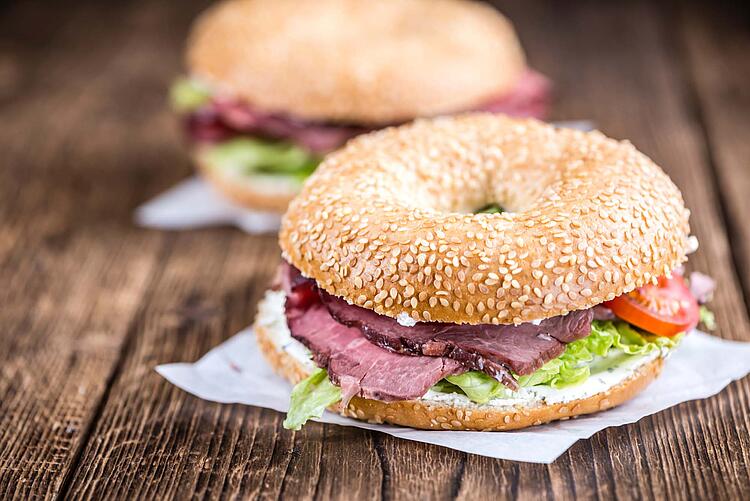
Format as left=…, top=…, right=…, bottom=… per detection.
left=170, top=0, right=551, bottom=213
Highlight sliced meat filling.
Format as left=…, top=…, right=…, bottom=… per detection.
left=321, top=290, right=592, bottom=378
left=286, top=290, right=462, bottom=403
left=283, top=263, right=593, bottom=392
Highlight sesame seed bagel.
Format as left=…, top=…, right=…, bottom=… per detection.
left=186, top=0, right=526, bottom=125
left=254, top=300, right=664, bottom=431
left=280, top=114, right=691, bottom=325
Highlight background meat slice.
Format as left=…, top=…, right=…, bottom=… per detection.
left=185, top=70, right=550, bottom=151
left=473, top=70, right=551, bottom=118
left=186, top=99, right=369, bottom=153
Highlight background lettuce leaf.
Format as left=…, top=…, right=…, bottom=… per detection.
left=202, top=138, right=319, bottom=180
left=699, top=305, right=716, bottom=331
left=283, top=368, right=341, bottom=431
left=169, top=77, right=212, bottom=113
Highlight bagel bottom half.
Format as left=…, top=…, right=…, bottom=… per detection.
left=196, top=153, right=299, bottom=213
left=253, top=292, right=664, bottom=432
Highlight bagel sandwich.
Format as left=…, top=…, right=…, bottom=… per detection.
left=170, top=0, right=550, bottom=213
left=253, top=114, right=716, bottom=431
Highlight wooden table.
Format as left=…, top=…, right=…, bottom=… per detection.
left=2, top=0, right=749, bottom=499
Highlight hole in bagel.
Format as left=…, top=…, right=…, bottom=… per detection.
left=415, top=158, right=559, bottom=216
left=474, top=203, right=504, bottom=214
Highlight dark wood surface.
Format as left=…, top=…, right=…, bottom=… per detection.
left=1, top=0, right=749, bottom=499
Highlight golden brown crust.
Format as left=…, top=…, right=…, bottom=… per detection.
left=186, top=0, right=526, bottom=125
left=280, top=114, right=691, bottom=325
left=195, top=151, right=298, bottom=213
left=254, top=317, right=663, bottom=431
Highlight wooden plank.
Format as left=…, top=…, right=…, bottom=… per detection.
left=0, top=0, right=209, bottom=498
left=678, top=2, right=750, bottom=308
left=373, top=435, right=463, bottom=501
left=61, top=233, right=281, bottom=499
left=67, top=0, right=750, bottom=499
left=2, top=0, right=748, bottom=499
left=62, top=231, right=384, bottom=500
left=0, top=2, right=181, bottom=499
left=455, top=1, right=750, bottom=499
left=38, top=0, right=382, bottom=496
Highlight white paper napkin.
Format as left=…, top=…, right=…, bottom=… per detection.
left=156, top=328, right=750, bottom=463
left=135, top=121, right=595, bottom=234
left=134, top=177, right=282, bottom=234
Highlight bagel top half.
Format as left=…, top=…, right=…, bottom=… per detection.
left=280, top=114, right=691, bottom=325
left=186, top=0, right=526, bottom=125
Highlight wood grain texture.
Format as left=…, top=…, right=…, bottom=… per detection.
left=458, top=3, right=750, bottom=498
left=0, top=0, right=748, bottom=500
left=0, top=1, right=182, bottom=498
left=678, top=1, right=750, bottom=307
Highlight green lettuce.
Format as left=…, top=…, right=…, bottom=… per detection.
left=283, top=368, right=341, bottom=430
left=201, top=138, right=320, bottom=180
left=431, top=321, right=681, bottom=402
left=699, top=305, right=716, bottom=331
left=445, top=371, right=510, bottom=403
left=516, top=321, right=679, bottom=389
left=169, top=77, right=212, bottom=113
left=475, top=203, right=504, bottom=214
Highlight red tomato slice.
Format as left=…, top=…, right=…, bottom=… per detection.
left=603, top=275, right=699, bottom=337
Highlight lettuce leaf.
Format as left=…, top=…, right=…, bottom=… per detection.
left=699, top=305, right=716, bottom=331
left=475, top=203, right=504, bottom=214
left=169, top=77, right=212, bottom=113
left=431, top=321, right=681, bottom=402
left=430, top=379, right=463, bottom=394
left=283, top=368, right=341, bottom=430
left=201, top=138, right=320, bottom=180
left=445, top=372, right=509, bottom=403
left=517, top=321, right=679, bottom=389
